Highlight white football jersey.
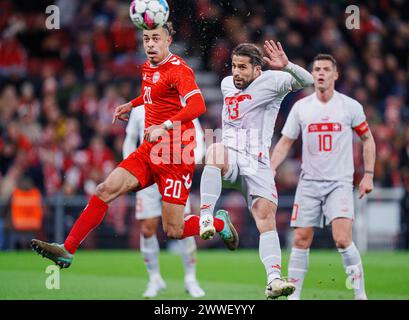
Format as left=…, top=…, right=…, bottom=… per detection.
left=221, top=70, right=299, bottom=161
left=123, top=106, right=205, bottom=163
left=281, top=91, right=366, bottom=182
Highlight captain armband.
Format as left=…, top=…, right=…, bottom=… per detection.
left=353, top=121, right=369, bottom=137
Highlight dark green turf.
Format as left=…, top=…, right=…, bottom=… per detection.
left=0, top=249, right=408, bottom=300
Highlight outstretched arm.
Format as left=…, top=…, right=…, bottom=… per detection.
left=263, top=40, right=313, bottom=90
left=271, top=135, right=297, bottom=176
left=357, top=128, right=376, bottom=199
left=144, top=93, right=206, bottom=143
left=112, top=95, right=143, bottom=124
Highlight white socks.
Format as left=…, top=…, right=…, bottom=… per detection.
left=140, top=234, right=161, bottom=279
left=338, top=242, right=367, bottom=300
left=259, top=230, right=282, bottom=284
left=200, top=165, right=222, bottom=217
left=178, top=236, right=197, bottom=282
left=141, top=234, right=199, bottom=282
left=288, top=247, right=310, bottom=300
left=286, top=243, right=367, bottom=300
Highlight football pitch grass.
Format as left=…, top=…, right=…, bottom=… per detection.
left=1, top=249, right=408, bottom=300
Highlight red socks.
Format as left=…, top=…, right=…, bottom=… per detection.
left=64, top=196, right=225, bottom=252
left=182, top=215, right=224, bottom=239
left=213, top=218, right=224, bottom=233
left=64, top=195, right=108, bottom=254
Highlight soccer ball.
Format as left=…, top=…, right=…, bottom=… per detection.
left=129, top=0, right=170, bottom=30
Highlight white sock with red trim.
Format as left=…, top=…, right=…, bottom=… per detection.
left=288, top=247, right=310, bottom=300
left=259, top=230, right=282, bottom=284
left=338, top=242, right=367, bottom=300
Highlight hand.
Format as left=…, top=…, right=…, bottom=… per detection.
left=358, top=173, right=374, bottom=199
left=144, top=124, right=167, bottom=143
left=263, top=40, right=289, bottom=70
left=112, top=102, right=132, bottom=124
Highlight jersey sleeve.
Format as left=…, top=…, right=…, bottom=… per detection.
left=172, top=64, right=202, bottom=102
left=270, top=71, right=294, bottom=97
left=270, top=64, right=313, bottom=96
left=123, top=108, right=142, bottom=158
left=350, top=99, right=367, bottom=128
left=281, top=102, right=301, bottom=139
left=220, top=77, right=230, bottom=97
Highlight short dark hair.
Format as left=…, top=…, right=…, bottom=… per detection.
left=231, top=43, right=264, bottom=67
left=313, top=53, right=337, bottom=69
left=163, top=22, right=176, bottom=36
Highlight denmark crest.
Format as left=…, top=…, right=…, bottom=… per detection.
left=153, top=71, right=160, bottom=83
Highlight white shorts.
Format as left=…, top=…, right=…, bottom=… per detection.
left=135, top=183, right=192, bottom=220
left=290, top=177, right=354, bottom=228
left=222, top=147, right=278, bottom=211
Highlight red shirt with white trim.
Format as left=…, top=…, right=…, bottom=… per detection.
left=140, top=53, right=202, bottom=144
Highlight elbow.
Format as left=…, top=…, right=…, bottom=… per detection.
left=188, top=94, right=206, bottom=119
left=199, top=104, right=206, bottom=117
left=191, top=104, right=206, bottom=121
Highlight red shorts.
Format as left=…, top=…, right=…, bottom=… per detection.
left=118, top=141, right=195, bottom=205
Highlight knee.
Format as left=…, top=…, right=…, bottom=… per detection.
left=166, top=224, right=184, bottom=240
left=95, top=182, right=112, bottom=201
left=293, top=232, right=312, bottom=249
left=253, top=204, right=275, bottom=233
left=205, top=143, right=225, bottom=168
left=141, top=221, right=157, bottom=238
left=334, top=236, right=351, bottom=249
left=166, top=227, right=183, bottom=239
left=253, top=200, right=275, bottom=219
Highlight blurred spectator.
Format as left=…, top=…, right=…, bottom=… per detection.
left=8, top=176, right=43, bottom=249
left=0, top=29, right=27, bottom=81
left=399, top=125, right=409, bottom=249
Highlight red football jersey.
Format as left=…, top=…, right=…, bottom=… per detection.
left=141, top=53, right=201, bottom=141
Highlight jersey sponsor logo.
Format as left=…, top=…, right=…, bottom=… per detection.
left=288, top=277, right=299, bottom=283
left=308, top=122, right=342, bottom=133
left=200, top=204, right=212, bottom=211
left=169, top=57, right=181, bottom=65
left=153, top=71, right=160, bottom=83
left=182, top=173, right=192, bottom=189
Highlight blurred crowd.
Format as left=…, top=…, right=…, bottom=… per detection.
left=0, top=0, right=408, bottom=249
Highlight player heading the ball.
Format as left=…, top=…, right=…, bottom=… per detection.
left=31, top=22, right=239, bottom=270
